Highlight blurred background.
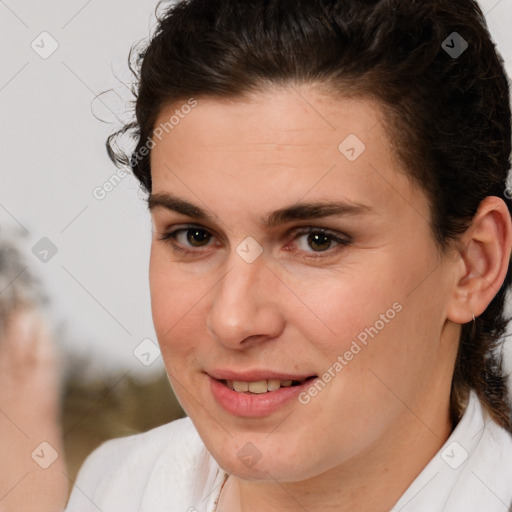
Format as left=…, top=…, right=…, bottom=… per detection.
left=0, top=0, right=512, bottom=490
left=0, top=0, right=187, bottom=484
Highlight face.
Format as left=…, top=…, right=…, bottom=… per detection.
left=148, top=85, right=459, bottom=482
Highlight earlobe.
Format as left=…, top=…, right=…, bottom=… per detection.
left=446, top=196, right=512, bottom=325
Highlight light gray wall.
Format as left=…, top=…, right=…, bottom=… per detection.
left=0, top=0, right=161, bottom=379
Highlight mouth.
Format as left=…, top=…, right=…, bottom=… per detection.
left=219, top=376, right=318, bottom=394
left=207, top=370, right=320, bottom=416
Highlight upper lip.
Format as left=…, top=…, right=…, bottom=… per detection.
left=207, top=369, right=317, bottom=382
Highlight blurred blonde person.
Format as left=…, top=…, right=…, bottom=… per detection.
left=0, top=238, right=67, bottom=512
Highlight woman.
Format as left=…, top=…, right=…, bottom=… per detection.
left=65, top=0, right=512, bottom=510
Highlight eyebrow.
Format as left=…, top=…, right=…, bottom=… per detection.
left=147, top=193, right=374, bottom=227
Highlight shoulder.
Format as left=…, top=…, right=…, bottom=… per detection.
left=65, top=416, right=209, bottom=511
left=444, top=392, right=512, bottom=511
left=473, top=406, right=512, bottom=473
left=92, top=415, right=201, bottom=460
left=77, top=415, right=202, bottom=478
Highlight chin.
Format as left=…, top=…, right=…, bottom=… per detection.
left=202, top=432, right=320, bottom=483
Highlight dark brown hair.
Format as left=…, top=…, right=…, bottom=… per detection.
left=108, top=0, right=512, bottom=431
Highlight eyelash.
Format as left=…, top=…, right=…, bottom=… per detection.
left=156, top=224, right=351, bottom=260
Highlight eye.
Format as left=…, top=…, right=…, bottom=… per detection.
left=156, top=225, right=215, bottom=255
left=289, top=227, right=351, bottom=258
left=156, top=224, right=350, bottom=260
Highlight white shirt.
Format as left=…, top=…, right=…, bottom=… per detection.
left=64, top=390, right=512, bottom=512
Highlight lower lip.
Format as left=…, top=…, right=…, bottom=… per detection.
left=209, top=375, right=316, bottom=417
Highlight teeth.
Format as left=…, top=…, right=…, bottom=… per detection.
left=227, top=379, right=302, bottom=393
left=233, top=381, right=249, bottom=392
left=267, top=379, right=281, bottom=391
left=248, top=381, right=268, bottom=394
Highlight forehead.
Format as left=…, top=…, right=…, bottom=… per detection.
left=152, top=86, right=385, bottom=160
left=149, top=86, right=429, bottom=226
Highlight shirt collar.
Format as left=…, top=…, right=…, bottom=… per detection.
left=391, top=389, right=512, bottom=512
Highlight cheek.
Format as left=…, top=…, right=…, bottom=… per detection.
left=288, top=255, right=434, bottom=403
left=287, top=266, right=401, bottom=355
left=148, top=247, right=203, bottom=360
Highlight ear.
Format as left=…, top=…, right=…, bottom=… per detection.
left=446, top=196, right=512, bottom=324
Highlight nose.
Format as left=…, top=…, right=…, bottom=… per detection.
left=206, top=251, right=285, bottom=349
